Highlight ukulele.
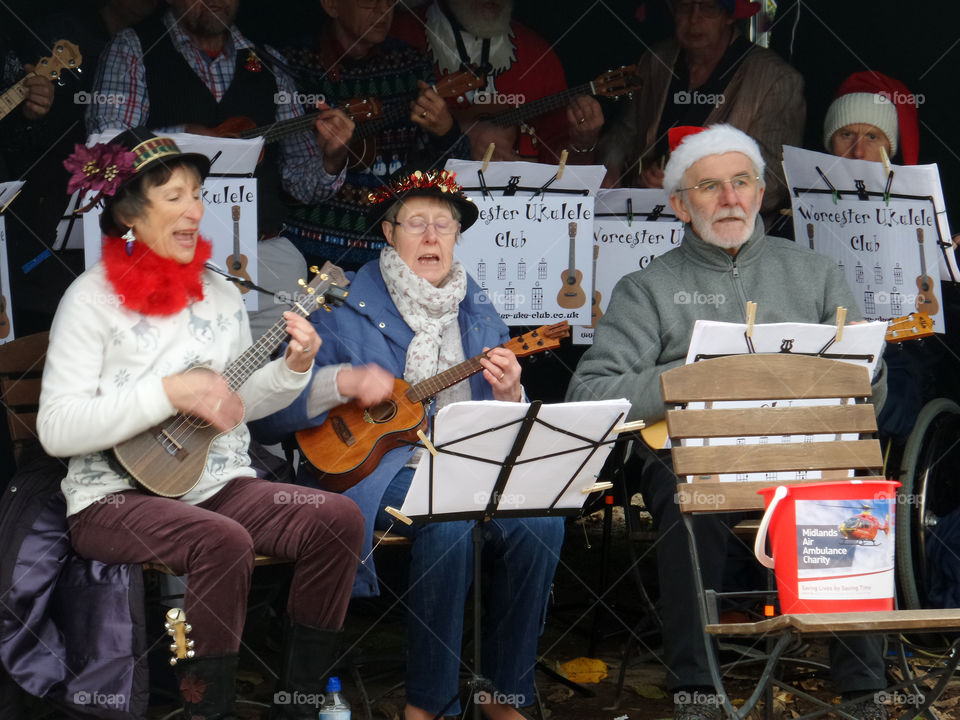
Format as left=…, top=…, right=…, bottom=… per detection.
left=112, top=264, right=349, bottom=497
left=0, top=40, right=82, bottom=122
left=164, top=608, right=195, bottom=666
left=457, top=66, right=642, bottom=160
left=588, top=244, right=602, bottom=328
left=297, top=322, right=571, bottom=491
left=638, top=311, right=936, bottom=450
left=225, top=205, right=251, bottom=292
left=556, top=222, right=586, bottom=309
left=207, top=69, right=484, bottom=170
left=915, top=228, right=940, bottom=315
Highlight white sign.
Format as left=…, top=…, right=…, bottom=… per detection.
left=791, top=193, right=942, bottom=328
left=574, top=189, right=684, bottom=344
left=784, top=145, right=957, bottom=296
left=82, top=177, right=260, bottom=312
left=457, top=195, right=595, bottom=325
left=0, top=217, right=14, bottom=344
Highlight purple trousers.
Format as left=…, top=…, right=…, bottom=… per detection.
left=69, top=477, right=364, bottom=656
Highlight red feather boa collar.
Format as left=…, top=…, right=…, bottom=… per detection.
left=102, top=235, right=212, bottom=316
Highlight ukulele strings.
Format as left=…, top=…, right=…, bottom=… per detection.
left=159, top=290, right=321, bottom=447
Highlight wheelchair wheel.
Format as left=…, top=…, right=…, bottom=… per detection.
left=895, top=398, right=960, bottom=609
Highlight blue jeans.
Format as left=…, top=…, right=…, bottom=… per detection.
left=376, top=467, right=565, bottom=714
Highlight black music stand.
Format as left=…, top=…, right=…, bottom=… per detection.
left=391, top=398, right=632, bottom=720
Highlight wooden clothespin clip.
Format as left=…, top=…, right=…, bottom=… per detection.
left=613, top=419, right=646, bottom=434
left=834, top=306, right=847, bottom=342
left=478, top=143, right=495, bottom=198
left=416, top=429, right=438, bottom=456
left=556, top=149, right=568, bottom=180
left=385, top=506, right=413, bottom=525
left=581, top=482, right=614, bottom=494
left=879, top=146, right=894, bottom=206
left=745, top=301, right=757, bottom=338
left=481, top=143, right=495, bottom=174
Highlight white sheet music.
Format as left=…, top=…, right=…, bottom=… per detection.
left=400, top=399, right=631, bottom=519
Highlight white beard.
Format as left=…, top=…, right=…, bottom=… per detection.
left=448, top=0, right=513, bottom=38
left=424, top=2, right=517, bottom=79
left=688, top=204, right=759, bottom=250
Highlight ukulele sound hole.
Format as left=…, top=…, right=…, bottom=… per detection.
left=364, top=401, right=398, bottom=424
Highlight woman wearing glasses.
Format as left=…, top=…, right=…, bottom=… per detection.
left=253, top=169, right=563, bottom=720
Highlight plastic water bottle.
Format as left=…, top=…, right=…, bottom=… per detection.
left=317, top=676, right=350, bottom=720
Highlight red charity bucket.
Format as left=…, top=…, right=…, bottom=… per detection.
left=754, top=480, right=900, bottom=614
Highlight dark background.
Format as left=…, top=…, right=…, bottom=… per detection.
left=2, top=1, right=958, bottom=220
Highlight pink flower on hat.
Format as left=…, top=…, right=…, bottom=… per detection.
left=64, top=142, right=136, bottom=196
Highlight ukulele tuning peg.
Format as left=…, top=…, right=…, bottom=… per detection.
left=169, top=657, right=178, bottom=666
left=309, top=265, right=319, bottom=274
left=184, top=623, right=192, bottom=633
left=306, top=287, right=316, bottom=295
left=297, top=278, right=307, bottom=287
left=322, top=305, right=333, bottom=313
left=186, top=649, right=196, bottom=659
left=169, top=642, right=178, bottom=653
left=186, top=639, right=195, bottom=649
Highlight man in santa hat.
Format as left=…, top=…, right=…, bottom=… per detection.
left=823, top=71, right=920, bottom=165
left=568, top=124, right=889, bottom=720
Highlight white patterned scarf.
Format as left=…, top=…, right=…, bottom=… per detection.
left=379, top=245, right=468, bottom=386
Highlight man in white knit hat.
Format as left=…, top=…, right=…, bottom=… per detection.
left=568, top=124, right=888, bottom=720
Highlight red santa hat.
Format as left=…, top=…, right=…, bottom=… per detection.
left=663, top=124, right=766, bottom=196
left=822, top=71, right=919, bottom=165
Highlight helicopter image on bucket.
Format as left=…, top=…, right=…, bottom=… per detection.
left=834, top=504, right=891, bottom=546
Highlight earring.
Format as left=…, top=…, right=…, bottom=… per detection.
left=122, top=227, right=135, bottom=256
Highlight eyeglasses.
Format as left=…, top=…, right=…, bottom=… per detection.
left=677, top=173, right=761, bottom=198
left=392, top=218, right=460, bottom=236
left=357, top=0, right=396, bottom=9
left=673, top=1, right=725, bottom=18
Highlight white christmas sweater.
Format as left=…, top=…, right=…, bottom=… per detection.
left=38, top=264, right=312, bottom=516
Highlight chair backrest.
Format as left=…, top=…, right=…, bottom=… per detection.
left=662, top=354, right=883, bottom=513
left=0, top=333, right=49, bottom=464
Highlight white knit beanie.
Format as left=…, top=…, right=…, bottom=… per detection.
left=822, top=92, right=899, bottom=156
left=663, top=124, right=766, bottom=196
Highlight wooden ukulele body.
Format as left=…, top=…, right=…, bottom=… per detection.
left=297, top=377, right=426, bottom=492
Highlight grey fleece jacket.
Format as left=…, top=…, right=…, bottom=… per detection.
left=566, top=218, right=887, bottom=423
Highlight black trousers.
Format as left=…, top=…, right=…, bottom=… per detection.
left=639, top=454, right=886, bottom=694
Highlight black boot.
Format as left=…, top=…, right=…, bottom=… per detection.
left=173, top=654, right=238, bottom=720
left=271, top=623, right=343, bottom=719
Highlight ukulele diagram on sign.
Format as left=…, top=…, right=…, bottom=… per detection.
left=891, top=290, right=902, bottom=316
left=855, top=262, right=864, bottom=283
left=915, top=228, right=940, bottom=314
left=498, top=258, right=506, bottom=280
left=874, top=263, right=883, bottom=283
left=504, top=284, right=516, bottom=311
left=476, top=259, right=486, bottom=283
left=864, top=290, right=876, bottom=315
left=556, top=222, right=586, bottom=309
left=894, top=263, right=903, bottom=285
left=225, top=205, right=252, bottom=293
left=531, top=282, right=543, bottom=310
left=517, top=259, right=526, bottom=280
left=538, top=258, right=548, bottom=279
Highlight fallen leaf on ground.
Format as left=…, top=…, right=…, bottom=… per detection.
left=558, top=657, right=608, bottom=683
left=632, top=683, right=667, bottom=699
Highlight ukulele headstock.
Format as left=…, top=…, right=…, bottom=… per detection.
left=37, top=40, right=82, bottom=80
left=887, top=312, right=934, bottom=343
left=505, top=322, right=571, bottom=357
left=434, top=68, right=486, bottom=98
left=593, top=65, right=643, bottom=100
left=300, top=263, right=350, bottom=311
left=165, top=608, right=195, bottom=666
left=343, top=97, right=383, bottom=122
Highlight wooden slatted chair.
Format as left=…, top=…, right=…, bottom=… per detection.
left=662, top=353, right=960, bottom=720
left=0, top=332, right=49, bottom=464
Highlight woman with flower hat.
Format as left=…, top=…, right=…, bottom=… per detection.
left=38, top=129, right=363, bottom=720
left=253, top=168, right=564, bottom=720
